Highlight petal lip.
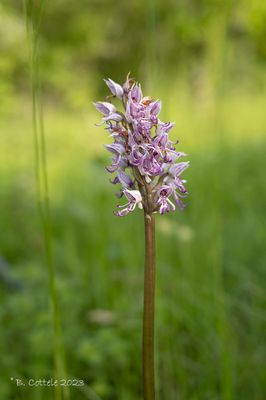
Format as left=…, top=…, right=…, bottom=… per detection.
left=169, top=161, right=190, bottom=177
left=114, top=189, right=143, bottom=217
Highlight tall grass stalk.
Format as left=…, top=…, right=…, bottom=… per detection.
left=23, top=1, right=69, bottom=399
left=145, top=0, right=158, bottom=90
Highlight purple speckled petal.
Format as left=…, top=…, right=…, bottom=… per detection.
left=150, top=100, right=161, bottom=116
left=172, top=191, right=186, bottom=211
left=156, top=185, right=176, bottom=214
left=105, top=143, right=125, bottom=155
left=93, top=101, right=116, bottom=116
left=174, top=177, right=188, bottom=194
left=169, top=161, right=190, bottom=177
left=126, top=100, right=139, bottom=123
left=118, top=170, right=134, bottom=188
left=104, top=78, right=124, bottom=99
left=106, top=158, right=121, bottom=173
left=129, top=84, right=142, bottom=103
left=153, top=133, right=168, bottom=149
left=103, top=112, right=124, bottom=123
left=157, top=121, right=175, bottom=134
left=114, top=189, right=142, bottom=217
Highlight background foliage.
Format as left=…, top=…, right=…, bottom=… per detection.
left=0, top=0, right=266, bottom=399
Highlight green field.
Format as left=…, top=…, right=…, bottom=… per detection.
left=1, top=0, right=266, bottom=398
left=1, top=89, right=266, bottom=399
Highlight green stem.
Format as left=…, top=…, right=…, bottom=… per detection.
left=23, top=2, right=69, bottom=398
left=143, top=211, right=156, bottom=400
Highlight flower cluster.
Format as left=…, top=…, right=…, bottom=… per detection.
left=94, top=75, right=189, bottom=216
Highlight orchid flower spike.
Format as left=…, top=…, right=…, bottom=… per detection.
left=94, top=75, right=189, bottom=216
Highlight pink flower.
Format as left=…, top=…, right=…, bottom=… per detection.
left=115, top=189, right=143, bottom=217
left=94, top=75, right=189, bottom=216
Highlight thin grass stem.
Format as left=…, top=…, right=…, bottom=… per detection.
left=23, top=1, right=69, bottom=399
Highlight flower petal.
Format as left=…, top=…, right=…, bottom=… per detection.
left=104, top=78, right=124, bottom=99
left=93, top=101, right=116, bottom=116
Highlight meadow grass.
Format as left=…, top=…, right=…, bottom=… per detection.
left=1, top=0, right=265, bottom=398
left=0, top=86, right=266, bottom=399
left=22, top=1, right=69, bottom=399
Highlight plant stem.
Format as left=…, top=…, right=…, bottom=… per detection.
left=143, top=211, right=156, bottom=400
left=23, top=2, right=69, bottom=398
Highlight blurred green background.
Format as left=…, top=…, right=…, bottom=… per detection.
left=0, top=0, right=266, bottom=399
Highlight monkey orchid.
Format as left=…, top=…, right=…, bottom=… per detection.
left=94, top=75, right=189, bottom=400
